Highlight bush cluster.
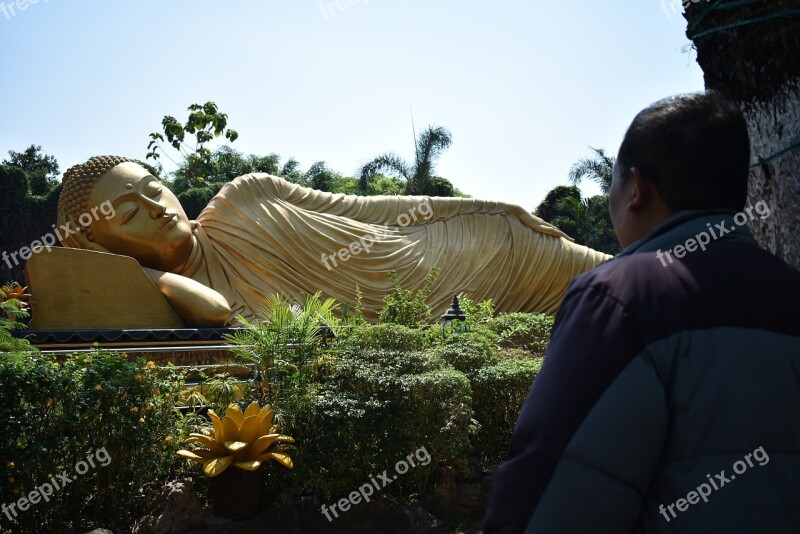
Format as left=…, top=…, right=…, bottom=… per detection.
left=488, top=312, right=555, bottom=357
left=274, top=347, right=473, bottom=500
left=0, top=351, right=186, bottom=533
left=248, top=313, right=552, bottom=502
left=0, top=273, right=555, bottom=528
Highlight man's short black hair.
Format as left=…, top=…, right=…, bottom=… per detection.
left=617, top=91, right=750, bottom=212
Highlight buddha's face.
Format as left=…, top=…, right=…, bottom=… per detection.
left=87, top=162, right=194, bottom=271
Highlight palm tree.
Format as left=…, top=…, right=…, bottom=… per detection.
left=568, top=147, right=615, bottom=195
left=357, top=125, right=453, bottom=195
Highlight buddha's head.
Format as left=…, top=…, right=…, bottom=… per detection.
left=58, top=156, right=195, bottom=271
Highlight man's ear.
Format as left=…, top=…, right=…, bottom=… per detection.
left=626, top=167, right=653, bottom=211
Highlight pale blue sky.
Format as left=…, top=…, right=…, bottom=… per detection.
left=0, top=0, right=702, bottom=208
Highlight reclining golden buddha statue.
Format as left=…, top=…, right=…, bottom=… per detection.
left=31, top=156, right=611, bottom=328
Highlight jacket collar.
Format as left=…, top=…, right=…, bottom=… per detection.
left=616, top=209, right=756, bottom=259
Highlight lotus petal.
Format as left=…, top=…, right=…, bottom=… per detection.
left=176, top=449, right=207, bottom=463
left=251, top=434, right=295, bottom=457
left=184, top=435, right=227, bottom=456
left=221, top=416, right=240, bottom=442
left=225, top=404, right=244, bottom=426
left=191, top=448, right=217, bottom=458
left=224, top=440, right=248, bottom=453
left=244, top=401, right=261, bottom=419
left=239, top=415, right=262, bottom=444
left=258, top=406, right=275, bottom=435
left=258, top=452, right=294, bottom=469
left=204, top=455, right=234, bottom=477
left=184, top=433, right=214, bottom=447
left=208, top=410, right=225, bottom=442
left=234, top=460, right=262, bottom=471
left=250, top=434, right=279, bottom=456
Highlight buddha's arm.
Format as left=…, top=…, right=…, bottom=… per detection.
left=143, top=268, right=231, bottom=327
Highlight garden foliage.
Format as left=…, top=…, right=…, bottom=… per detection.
left=0, top=271, right=556, bottom=527
left=0, top=350, right=186, bottom=533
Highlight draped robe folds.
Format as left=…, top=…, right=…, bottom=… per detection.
left=178, top=174, right=611, bottom=323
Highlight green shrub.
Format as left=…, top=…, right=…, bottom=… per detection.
left=227, top=291, right=340, bottom=409
left=261, top=348, right=472, bottom=500
left=379, top=269, right=439, bottom=326
left=0, top=350, right=186, bottom=533
left=488, top=313, right=554, bottom=356
left=430, top=332, right=496, bottom=374
left=471, top=356, right=543, bottom=465
left=337, top=348, right=446, bottom=377
left=457, top=293, right=495, bottom=329
left=0, top=283, right=33, bottom=352
left=342, top=323, right=432, bottom=352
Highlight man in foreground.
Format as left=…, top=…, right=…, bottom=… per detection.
left=484, top=91, right=800, bottom=532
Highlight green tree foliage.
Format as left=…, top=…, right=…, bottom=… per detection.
left=568, top=146, right=615, bottom=194
left=146, top=101, right=239, bottom=188
left=357, top=125, right=456, bottom=196
left=176, top=187, right=219, bottom=220
left=534, top=148, right=620, bottom=255
left=2, top=145, right=60, bottom=197
left=534, top=185, right=582, bottom=223
left=551, top=195, right=619, bottom=254
left=305, top=161, right=338, bottom=192
left=0, top=148, right=62, bottom=283
left=0, top=165, right=28, bottom=229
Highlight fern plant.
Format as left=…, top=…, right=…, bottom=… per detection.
left=225, top=292, right=339, bottom=405
left=1, top=283, right=33, bottom=353
left=203, top=372, right=242, bottom=413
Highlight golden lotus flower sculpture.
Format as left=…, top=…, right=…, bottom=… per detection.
left=177, top=402, right=295, bottom=477
left=1, top=283, right=31, bottom=310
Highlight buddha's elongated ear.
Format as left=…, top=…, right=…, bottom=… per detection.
left=55, top=209, right=110, bottom=253
left=56, top=208, right=79, bottom=248
left=69, top=229, right=112, bottom=254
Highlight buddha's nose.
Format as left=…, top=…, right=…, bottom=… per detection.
left=142, top=195, right=166, bottom=218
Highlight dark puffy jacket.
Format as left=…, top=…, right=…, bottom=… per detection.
left=484, top=210, right=800, bottom=533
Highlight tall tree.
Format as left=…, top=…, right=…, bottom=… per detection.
left=551, top=195, right=619, bottom=255
left=568, top=147, right=615, bottom=195
left=2, top=145, right=59, bottom=196
left=682, top=0, right=800, bottom=269
left=305, top=161, right=338, bottom=192
left=535, top=185, right=582, bottom=223
left=357, top=125, right=454, bottom=196
left=146, top=101, right=239, bottom=188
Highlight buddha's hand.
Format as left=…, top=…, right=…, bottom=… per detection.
left=142, top=268, right=232, bottom=328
